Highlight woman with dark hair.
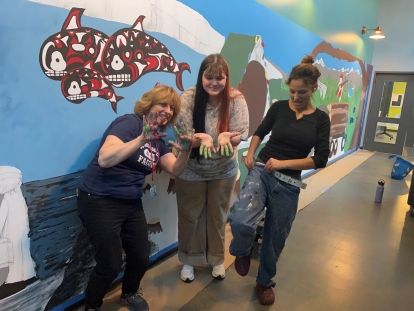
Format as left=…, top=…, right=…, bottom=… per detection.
left=175, top=54, right=249, bottom=282
left=229, top=56, right=331, bottom=305
left=77, top=85, right=192, bottom=311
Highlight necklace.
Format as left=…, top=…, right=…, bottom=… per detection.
left=149, top=141, right=158, bottom=198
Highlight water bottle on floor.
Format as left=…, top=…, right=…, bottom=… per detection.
left=375, top=179, right=385, bottom=203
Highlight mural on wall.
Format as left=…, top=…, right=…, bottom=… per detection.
left=39, top=8, right=190, bottom=112
left=0, top=0, right=373, bottom=310
left=311, top=42, right=372, bottom=159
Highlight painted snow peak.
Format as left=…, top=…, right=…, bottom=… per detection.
left=39, top=8, right=190, bottom=113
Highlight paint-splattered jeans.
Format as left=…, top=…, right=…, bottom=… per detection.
left=229, top=164, right=300, bottom=287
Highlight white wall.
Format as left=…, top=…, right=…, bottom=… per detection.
left=371, top=0, right=414, bottom=71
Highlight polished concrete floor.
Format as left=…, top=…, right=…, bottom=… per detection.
left=77, top=151, right=414, bottom=311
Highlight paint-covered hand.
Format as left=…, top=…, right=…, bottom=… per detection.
left=143, top=111, right=168, bottom=141
left=217, top=132, right=240, bottom=157
left=169, top=125, right=194, bottom=152
left=194, top=133, right=215, bottom=159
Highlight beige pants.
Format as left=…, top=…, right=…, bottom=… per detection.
left=176, top=176, right=237, bottom=266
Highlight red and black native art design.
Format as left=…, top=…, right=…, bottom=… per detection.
left=39, top=8, right=190, bottom=113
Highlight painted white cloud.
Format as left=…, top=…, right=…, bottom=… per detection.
left=29, top=0, right=225, bottom=55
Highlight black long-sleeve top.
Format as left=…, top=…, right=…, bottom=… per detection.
left=256, top=100, right=330, bottom=179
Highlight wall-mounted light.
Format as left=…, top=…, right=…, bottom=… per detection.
left=361, top=26, right=385, bottom=40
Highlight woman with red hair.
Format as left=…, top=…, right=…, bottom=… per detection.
left=175, top=54, right=249, bottom=283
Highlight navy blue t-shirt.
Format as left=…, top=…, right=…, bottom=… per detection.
left=80, top=114, right=169, bottom=199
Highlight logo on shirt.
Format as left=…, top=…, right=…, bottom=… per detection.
left=137, top=142, right=159, bottom=169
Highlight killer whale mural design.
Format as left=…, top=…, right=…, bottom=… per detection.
left=39, top=8, right=190, bottom=112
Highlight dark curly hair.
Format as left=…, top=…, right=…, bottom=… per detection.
left=287, top=55, right=321, bottom=88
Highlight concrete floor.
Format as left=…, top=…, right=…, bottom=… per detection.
left=76, top=151, right=414, bottom=311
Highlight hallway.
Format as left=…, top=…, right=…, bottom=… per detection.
left=179, top=151, right=414, bottom=310
left=77, top=151, right=414, bottom=311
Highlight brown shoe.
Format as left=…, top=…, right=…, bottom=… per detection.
left=234, top=255, right=251, bottom=276
left=255, top=283, right=275, bottom=305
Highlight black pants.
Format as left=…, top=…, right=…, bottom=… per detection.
left=408, top=173, right=414, bottom=205
left=77, top=190, right=149, bottom=309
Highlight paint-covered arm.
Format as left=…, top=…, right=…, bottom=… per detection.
left=98, top=134, right=146, bottom=168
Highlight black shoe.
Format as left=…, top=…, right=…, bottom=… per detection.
left=120, top=290, right=149, bottom=311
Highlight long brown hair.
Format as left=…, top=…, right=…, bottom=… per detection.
left=193, top=54, right=231, bottom=134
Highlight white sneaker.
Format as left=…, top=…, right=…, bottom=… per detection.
left=180, top=265, right=194, bottom=282
left=211, top=264, right=226, bottom=280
